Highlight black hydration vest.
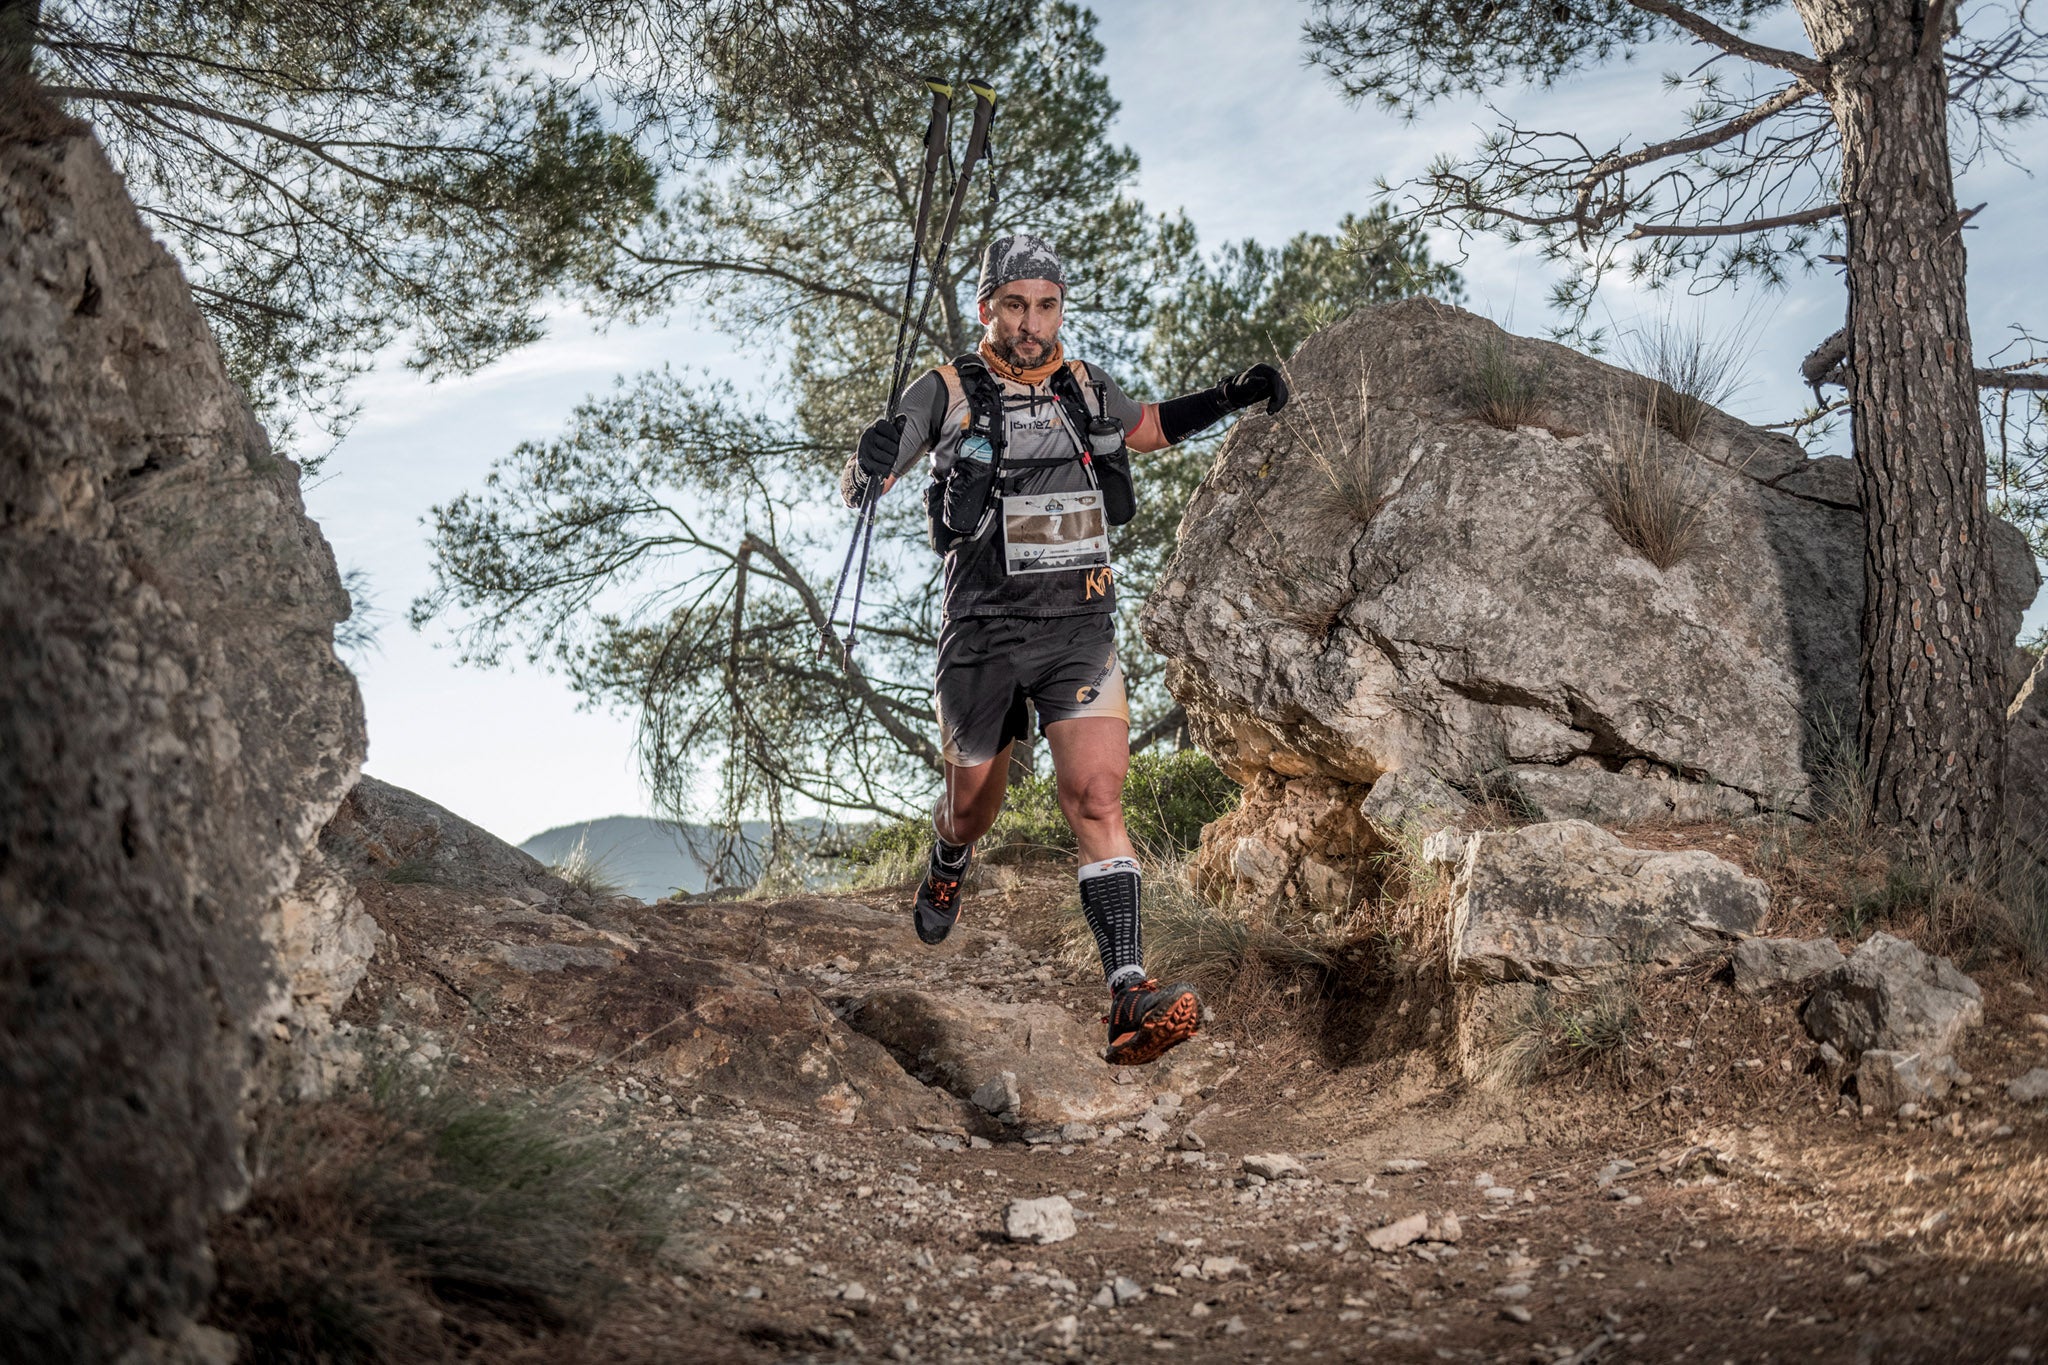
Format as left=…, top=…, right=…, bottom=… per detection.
left=923, top=351, right=1136, bottom=556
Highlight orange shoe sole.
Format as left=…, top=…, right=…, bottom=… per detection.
left=1103, top=989, right=1201, bottom=1066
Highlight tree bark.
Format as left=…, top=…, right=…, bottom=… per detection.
left=0, top=0, right=40, bottom=79
left=1796, top=0, right=2007, bottom=860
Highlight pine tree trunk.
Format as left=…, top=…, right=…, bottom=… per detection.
left=1796, top=0, right=2006, bottom=861
left=0, top=0, right=40, bottom=79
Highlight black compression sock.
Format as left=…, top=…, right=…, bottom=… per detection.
left=1078, top=857, right=1145, bottom=991
left=932, top=829, right=972, bottom=872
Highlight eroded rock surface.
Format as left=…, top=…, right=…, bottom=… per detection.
left=1802, top=932, right=1983, bottom=1063
left=1, top=115, right=363, bottom=1360
left=843, top=987, right=1218, bottom=1128
left=1445, top=821, right=1767, bottom=986
left=1730, top=936, right=1846, bottom=996
left=1144, top=299, right=2040, bottom=898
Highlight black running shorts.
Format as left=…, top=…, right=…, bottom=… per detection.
left=934, top=613, right=1131, bottom=768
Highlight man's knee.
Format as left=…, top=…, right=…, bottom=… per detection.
left=1058, top=769, right=1125, bottom=826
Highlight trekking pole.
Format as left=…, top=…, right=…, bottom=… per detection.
left=823, top=79, right=953, bottom=657
left=841, top=79, right=997, bottom=661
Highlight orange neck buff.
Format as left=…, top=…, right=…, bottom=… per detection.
left=979, top=338, right=1065, bottom=387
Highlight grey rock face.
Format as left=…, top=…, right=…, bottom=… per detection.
left=1447, top=821, right=1768, bottom=985
left=2012, top=662, right=2048, bottom=849
left=1360, top=769, right=1475, bottom=837
left=1, top=120, right=363, bottom=1360
left=1801, top=932, right=1983, bottom=1061
left=1730, top=936, right=1846, bottom=995
left=323, top=774, right=565, bottom=898
left=2007, top=1068, right=2048, bottom=1104
left=1143, top=300, right=2039, bottom=893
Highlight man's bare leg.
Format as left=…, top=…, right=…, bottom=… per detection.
left=1044, top=716, right=1200, bottom=1064
left=913, top=745, right=1011, bottom=945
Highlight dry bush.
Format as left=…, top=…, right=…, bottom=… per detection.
left=1618, top=310, right=1751, bottom=443
left=1476, top=977, right=1647, bottom=1091
left=548, top=832, right=627, bottom=899
left=207, top=1075, right=673, bottom=1362
left=1279, top=360, right=1393, bottom=522
left=1586, top=391, right=1710, bottom=570
left=1466, top=337, right=1549, bottom=430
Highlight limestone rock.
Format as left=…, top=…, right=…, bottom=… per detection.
left=1004, top=1196, right=1078, bottom=1245
left=323, top=774, right=565, bottom=899
left=1188, top=771, right=1377, bottom=909
left=2006, top=1068, right=2048, bottom=1104
left=1243, top=1153, right=1307, bottom=1180
left=1360, top=769, right=1474, bottom=837
left=1731, top=936, right=1845, bottom=995
left=1506, top=764, right=1751, bottom=825
left=1854, top=1049, right=1961, bottom=1114
left=1801, top=933, right=1983, bottom=1062
left=2012, top=660, right=2048, bottom=849
left=2, top=117, right=364, bottom=1359
left=1143, top=299, right=2040, bottom=897
left=843, top=988, right=1215, bottom=1127
left=1366, top=1213, right=1430, bottom=1252
left=1447, top=821, right=1767, bottom=985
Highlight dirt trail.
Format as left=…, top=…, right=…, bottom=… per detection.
left=339, top=864, right=2048, bottom=1364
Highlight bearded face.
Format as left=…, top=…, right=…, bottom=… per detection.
left=981, top=278, right=1064, bottom=368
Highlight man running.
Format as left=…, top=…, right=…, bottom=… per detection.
left=839, top=233, right=1287, bottom=1066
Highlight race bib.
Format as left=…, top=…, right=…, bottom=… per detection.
left=1000, top=490, right=1110, bottom=576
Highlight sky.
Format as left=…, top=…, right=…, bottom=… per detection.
left=303, top=0, right=2048, bottom=846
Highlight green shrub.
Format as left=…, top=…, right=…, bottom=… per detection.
left=840, top=749, right=1239, bottom=876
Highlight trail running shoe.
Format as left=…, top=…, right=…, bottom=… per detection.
left=1102, top=978, right=1202, bottom=1066
left=912, top=842, right=971, bottom=945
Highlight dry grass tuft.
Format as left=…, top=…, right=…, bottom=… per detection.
left=1467, top=337, right=1549, bottom=431
left=207, top=1074, right=673, bottom=1362
left=1586, top=391, right=1711, bottom=570
left=1280, top=360, right=1394, bottom=523
left=1476, top=977, right=1647, bottom=1091
left=1618, top=310, right=1751, bottom=443
left=547, top=833, right=627, bottom=899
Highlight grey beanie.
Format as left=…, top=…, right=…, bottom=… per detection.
left=976, top=233, right=1067, bottom=302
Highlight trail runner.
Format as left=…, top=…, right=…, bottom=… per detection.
left=839, top=233, right=1287, bottom=1066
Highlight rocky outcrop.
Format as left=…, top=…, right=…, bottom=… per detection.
left=1144, top=299, right=2041, bottom=899
left=1441, top=821, right=1767, bottom=986
left=1, top=110, right=364, bottom=1362
left=323, top=774, right=567, bottom=900
left=2012, top=659, right=2047, bottom=845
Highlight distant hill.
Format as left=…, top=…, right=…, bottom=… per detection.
left=518, top=816, right=838, bottom=902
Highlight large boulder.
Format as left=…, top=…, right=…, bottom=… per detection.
left=322, top=774, right=566, bottom=900
left=1444, top=821, right=1768, bottom=986
left=1, top=112, right=365, bottom=1361
left=2012, top=655, right=2047, bottom=843
left=1802, top=932, right=1983, bottom=1062
left=1143, top=300, right=2041, bottom=896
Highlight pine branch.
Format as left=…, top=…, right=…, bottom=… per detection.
left=1623, top=0, right=1827, bottom=82
left=1627, top=202, right=1844, bottom=239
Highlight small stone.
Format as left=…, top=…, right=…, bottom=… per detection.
left=1005, top=1196, right=1078, bottom=1245
left=1493, top=1282, right=1533, bottom=1301
left=1059, top=1121, right=1100, bottom=1143
left=1199, top=1255, right=1250, bottom=1280
left=1223, top=1316, right=1249, bottom=1336
left=1244, top=1153, right=1307, bottom=1180
left=2007, top=1068, right=2048, bottom=1104
left=1180, top=1130, right=1207, bottom=1151
left=1501, top=1305, right=1534, bottom=1324
left=1091, top=1284, right=1115, bottom=1309
left=1038, top=1315, right=1079, bottom=1348
left=971, top=1071, right=1021, bottom=1118
left=1134, top=1111, right=1173, bottom=1142
left=838, top=1282, right=868, bottom=1302
left=1484, top=1185, right=1517, bottom=1203
left=968, top=1135, right=992, bottom=1150
left=2024, top=1013, right=2048, bottom=1032
left=1365, top=1212, right=1429, bottom=1252
left=1113, top=1276, right=1146, bottom=1305
left=1380, top=1158, right=1429, bottom=1174
left=1425, top=1212, right=1462, bottom=1244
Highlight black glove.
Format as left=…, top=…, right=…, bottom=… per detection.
left=1220, top=363, right=1289, bottom=416
left=856, top=414, right=906, bottom=479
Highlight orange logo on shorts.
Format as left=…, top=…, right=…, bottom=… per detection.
left=1083, top=567, right=1113, bottom=600
left=1077, top=686, right=1100, bottom=704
